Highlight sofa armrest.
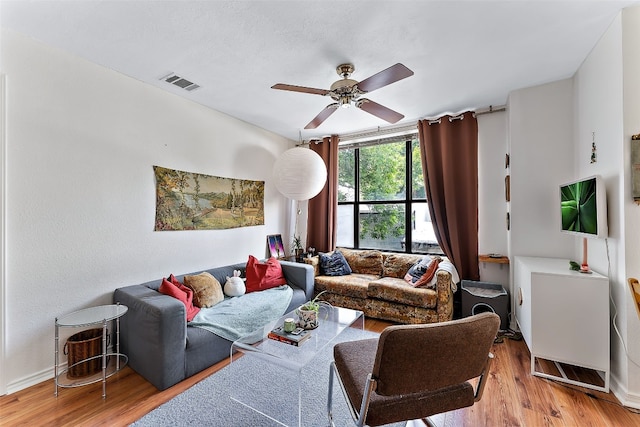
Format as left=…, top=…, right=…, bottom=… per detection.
left=435, top=270, right=454, bottom=321
left=280, top=261, right=315, bottom=301
left=113, top=285, right=187, bottom=390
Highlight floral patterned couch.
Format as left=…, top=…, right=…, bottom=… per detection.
left=305, top=248, right=456, bottom=324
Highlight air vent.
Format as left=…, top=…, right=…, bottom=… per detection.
left=159, top=73, right=201, bottom=92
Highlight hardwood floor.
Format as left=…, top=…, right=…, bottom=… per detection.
left=1, top=318, right=639, bottom=427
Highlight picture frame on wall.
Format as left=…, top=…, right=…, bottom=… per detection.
left=267, top=234, right=285, bottom=258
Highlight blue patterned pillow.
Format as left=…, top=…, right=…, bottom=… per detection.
left=319, top=251, right=352, bottom=276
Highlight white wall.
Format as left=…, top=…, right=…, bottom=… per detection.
left=477, top=111, right=510, bottom=287
left=0, top=30, right=294, bottom=393
left=573, top=12, right=635, bottom=404
left=622, top=5, right=640, bottom=404
left=508, top=79, right=575, bottom=260
left=506, top=6, right=640, bottom=406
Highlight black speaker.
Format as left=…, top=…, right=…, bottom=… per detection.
left=461, top=280, right=509, bottom=330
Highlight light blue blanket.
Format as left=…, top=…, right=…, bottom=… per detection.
left=189, top=285, right=293, bottom=342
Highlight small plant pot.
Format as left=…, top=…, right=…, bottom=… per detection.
left=296, top=307, right=318, bottom=329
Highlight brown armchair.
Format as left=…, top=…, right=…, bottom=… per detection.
left=328, top=312, right=500, bottom=427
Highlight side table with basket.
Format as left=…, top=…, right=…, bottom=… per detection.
left=54, top=304, right=128, bottom=398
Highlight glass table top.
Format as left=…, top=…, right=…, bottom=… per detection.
left=56, top=304, right=128, bottom=327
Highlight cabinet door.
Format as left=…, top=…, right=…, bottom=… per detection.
left=514, top=259, right=532, bottom=347
left=531, top=273, right=609, bottom=370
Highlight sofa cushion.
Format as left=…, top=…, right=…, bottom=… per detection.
left=159, top=276, right=201, bottom=321
left=367, top=277, right=437, bottom=308
left=382, top=253, right=423, bottom=279
left=339, top=248, right=384, bottom=276
left=183, top=272, right=224, bottom=308
left=319, top=250, right=352, bottom=276
left=314, top=273, right=377, bottom=299
left=245, top=256, right=287, bottom=293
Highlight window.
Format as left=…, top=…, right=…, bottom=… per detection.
left=337, top=136, right=443, bottom=255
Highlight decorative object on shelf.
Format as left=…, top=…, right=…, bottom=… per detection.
left=632, top=135, right=640, bottom=205
left=628, top=278, right=640, bottom=320
left=590, top=132, right=597, bottom=163
left=505, top=153, right=510, bottom=169
left=153, top=165, right=264, bottom=231
left=505, top=175, right=510, bottom=202
left=272, top=147, right=327, bottom=201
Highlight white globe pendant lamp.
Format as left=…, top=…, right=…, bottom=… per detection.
left=273, top=147, right=327, bottom=200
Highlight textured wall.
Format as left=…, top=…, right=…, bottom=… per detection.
left=1, top=29, right=293, bottom=392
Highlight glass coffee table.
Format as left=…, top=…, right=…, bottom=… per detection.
left=229, top=305, right=364, bottom=427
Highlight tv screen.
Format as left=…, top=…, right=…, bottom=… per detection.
left=560, top=175, right=607, bottom=238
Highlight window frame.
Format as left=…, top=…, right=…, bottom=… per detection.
left=338, top=136, right=441, bottom=255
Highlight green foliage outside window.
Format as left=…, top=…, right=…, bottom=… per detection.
left=338, top=138, right=426, bottom=246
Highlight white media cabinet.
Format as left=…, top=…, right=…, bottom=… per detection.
left=514, top=256, right=609, bottom=392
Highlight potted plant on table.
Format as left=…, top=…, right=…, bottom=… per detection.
left=296, top=291, right=328, bottom=330
left=292, top=235, right=304, bottom=261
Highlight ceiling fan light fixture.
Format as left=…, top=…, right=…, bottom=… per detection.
left=339, top=95, right=351, bottom=108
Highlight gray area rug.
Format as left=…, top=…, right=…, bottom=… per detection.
left=132, top=327, right=404, bottom=427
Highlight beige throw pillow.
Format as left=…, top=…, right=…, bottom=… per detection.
left=183, top=272, right=224, bottom=308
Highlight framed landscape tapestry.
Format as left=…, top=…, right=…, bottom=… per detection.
left=154, top=165, right=264, bottom=231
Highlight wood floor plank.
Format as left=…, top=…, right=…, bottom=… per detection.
left=1, top=318, right=639, bottom=427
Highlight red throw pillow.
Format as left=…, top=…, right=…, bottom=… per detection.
left=159, top=276, right=200, bottom=321
left=245, top=255, right=287, bottom=293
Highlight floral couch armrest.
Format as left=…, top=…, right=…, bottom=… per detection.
left=435, top=270, right=454, bottom=321
left=303, top=256, right=320, bottom=276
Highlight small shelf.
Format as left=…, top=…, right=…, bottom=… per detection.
left=479, top=254, right=510, bottom=264
left=56, top=354, right=127, bottom=388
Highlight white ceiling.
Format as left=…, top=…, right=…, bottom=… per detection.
left=1, top=0, right=638, bottom=142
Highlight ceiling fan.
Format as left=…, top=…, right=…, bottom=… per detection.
left=271, top=63, right=414, bottom=129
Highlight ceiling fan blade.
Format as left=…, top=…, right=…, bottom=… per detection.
left=356, top=99, right=404, bottom=124
left=304, top=104, right=339, bottom=129
left=271, top=83, right=330, bottom=96
left=356, top=63, right=414, bottom=93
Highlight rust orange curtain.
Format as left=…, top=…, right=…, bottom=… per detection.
left=418, top=112, right=479, bottom=281
left=306, top=135, right=339, bottom=253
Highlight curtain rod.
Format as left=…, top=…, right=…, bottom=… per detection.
left=338, top=104, right=506, bottom=142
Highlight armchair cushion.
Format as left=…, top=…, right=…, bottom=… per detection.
left=333, top=338, right=475, bottom=427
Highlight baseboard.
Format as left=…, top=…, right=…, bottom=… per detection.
left=610, top=372, right=640, bottom=410
left=6, top=365, right=56, bottom=395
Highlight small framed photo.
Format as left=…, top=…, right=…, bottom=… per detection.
left=267, top=234, right=285, bottom=258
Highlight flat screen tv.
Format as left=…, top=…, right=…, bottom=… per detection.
left=560, top=174, right=607, bottom=239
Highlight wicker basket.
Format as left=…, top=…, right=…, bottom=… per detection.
left=64, top=328, right=106, bottom=378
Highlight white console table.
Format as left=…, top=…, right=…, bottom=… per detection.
left=514, top=256, right=609, bottom=392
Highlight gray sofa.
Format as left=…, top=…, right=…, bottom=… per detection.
left=113, top=260, right=314, bottom=390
